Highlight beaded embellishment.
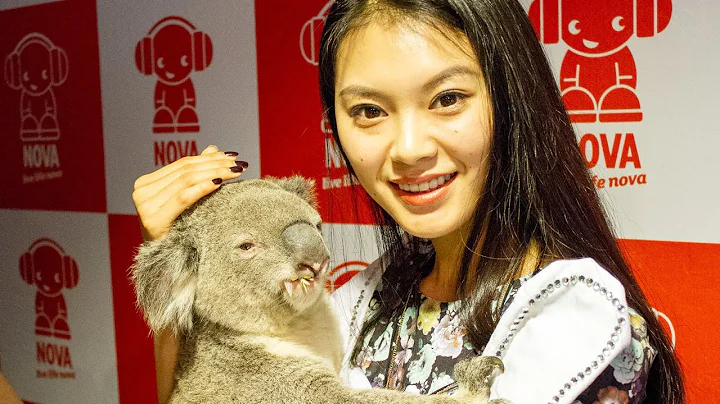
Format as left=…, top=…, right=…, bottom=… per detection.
left=490, top=274, right=628, bottom=404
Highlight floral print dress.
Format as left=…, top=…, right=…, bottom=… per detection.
left=358, top=273, right=656, bottom=403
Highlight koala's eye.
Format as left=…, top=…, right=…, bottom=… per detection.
left=23, top=71, right=29, bottom=82
left=156, top=57, right=165, bottom=69
left=238, top=242, right=255, bottom=251
left=316, top=223, right=323, bottom=231
left=41, top=69, right=48, bottom=80
left=180, top=55, right=189, bottom=67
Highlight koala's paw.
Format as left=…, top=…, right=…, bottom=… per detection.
left=453, top=356, right=504, bottom=396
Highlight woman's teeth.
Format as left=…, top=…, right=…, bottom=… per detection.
left=397, top=174, right=454, bottom=193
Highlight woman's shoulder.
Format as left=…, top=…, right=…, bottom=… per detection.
left=483, top=257, right=643, bottom=404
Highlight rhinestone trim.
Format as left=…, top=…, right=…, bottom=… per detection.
left=490, top=274, right=627, bottom=404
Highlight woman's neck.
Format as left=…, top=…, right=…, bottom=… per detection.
left=419, top=224, right=471, bottom=302
left=418, top=224, right=543, bottom=302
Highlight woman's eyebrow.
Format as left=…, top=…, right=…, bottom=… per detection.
left=338, top=65, right=478, bottom=102
left=338, top=86, right=390, bottom=104
left=421, top=65, right=478, bottom=92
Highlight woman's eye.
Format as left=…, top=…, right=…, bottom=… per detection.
left=352, top=105, right=384, bottom=119
left=238, top=242, right=254, bottom=251
left=350, top=105, right=387, bottom=126
left=430, top=92, right=467, bottom=110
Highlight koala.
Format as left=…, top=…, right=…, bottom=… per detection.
left=132, top=177, right=509, bottom=404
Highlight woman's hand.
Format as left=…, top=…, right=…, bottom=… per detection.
left=132, top=145, right=247, bottom=241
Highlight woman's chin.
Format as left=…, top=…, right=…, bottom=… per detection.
left=394, top=216, right=457, bottom=240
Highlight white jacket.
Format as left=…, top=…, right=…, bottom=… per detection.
left=330, top=257, right=632, bottom=404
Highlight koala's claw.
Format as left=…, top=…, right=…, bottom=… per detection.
left=453, top=356, right=505, bottom=396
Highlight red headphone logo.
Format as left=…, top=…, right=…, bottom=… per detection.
left=4, top=33, right=69, bottom=141
left=300, top=1, right=334, bottom=66
left=529, top=0, right=672, bottom=123
left=20, top=238, right=79, bottom=340
left=135, top=16, right=213, bottom=133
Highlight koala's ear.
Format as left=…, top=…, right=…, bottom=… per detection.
left=131, top=227, right=198, bottom=334
left=266, top=176, right=318, bottom=209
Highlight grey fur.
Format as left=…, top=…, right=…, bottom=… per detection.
left=132, top=177, right=510, bottom=404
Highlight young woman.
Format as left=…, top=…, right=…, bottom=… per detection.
left=133, top=1, right=683, bottom=403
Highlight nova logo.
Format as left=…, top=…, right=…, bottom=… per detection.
left=529, top=0, right=672, bottom=123
left=136, top=16, right=212, bottom=166
left=20, top=238, right=78, bottom=379
left=20, top=238, right=78, bottom=340
left=135, top=16, right=213, bottom=134
left=5, top=33, right=68, bottom=183
left=4, top=33, right=68, bottom=141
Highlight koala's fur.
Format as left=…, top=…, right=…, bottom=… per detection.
left=132, top=177, right=509, bottom=404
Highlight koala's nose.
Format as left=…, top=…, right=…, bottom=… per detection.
left=282, top=222, right=329, bottom=275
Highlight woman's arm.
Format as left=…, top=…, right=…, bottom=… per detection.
left=0, top=371, right=22, bottom=404
left=154, top=329, right=180, bottom=404
left=132, top=144, right=246, bottom=403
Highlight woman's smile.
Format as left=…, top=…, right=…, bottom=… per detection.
left=390, top=173, right=457, bottom=207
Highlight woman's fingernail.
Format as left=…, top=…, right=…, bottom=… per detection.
left=230, top=166, right=244, bottom=173
left=212, top=178, right=222, bottom=185
left=224, top=151, right=239, bottom=156
left=235, top=160, right=249, bottom=168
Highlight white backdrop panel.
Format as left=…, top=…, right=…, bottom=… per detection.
left=519, top=0, right=720, bottom=243
left=97, top=0, right=261, bottom=215
left=0, top=210, right=119, bottom=404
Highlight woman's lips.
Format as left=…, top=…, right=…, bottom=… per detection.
left=391, top=173, right=456, bottom=207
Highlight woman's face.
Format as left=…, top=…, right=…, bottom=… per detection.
left=334, top=21, right=493, bottom=239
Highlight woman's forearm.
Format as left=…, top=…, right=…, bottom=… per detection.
left=154, top=328, right=180, bottom=404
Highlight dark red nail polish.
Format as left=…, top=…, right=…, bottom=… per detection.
left=235, top=160, right=249, bottom=169
left=230, top=166, right=244, bottom=173
left=212, top=178, right=222, bottom=185
left=224, top=151, right=239, bottom=156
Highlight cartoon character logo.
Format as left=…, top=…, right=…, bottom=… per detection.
left=135, top=16, right=213, bottom=133
left=20, top=239, right=79, bottom=340
left=529, top=0, right=672, bottom=123
left=4, top=33, right=69, bottom=141
left=300, top=1, right=334, bottom=66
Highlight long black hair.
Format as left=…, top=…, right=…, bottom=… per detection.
left=318, top=0, right=684, bottom=402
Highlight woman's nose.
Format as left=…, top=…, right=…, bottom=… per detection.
left=388, top=112, right=437, bottom=166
